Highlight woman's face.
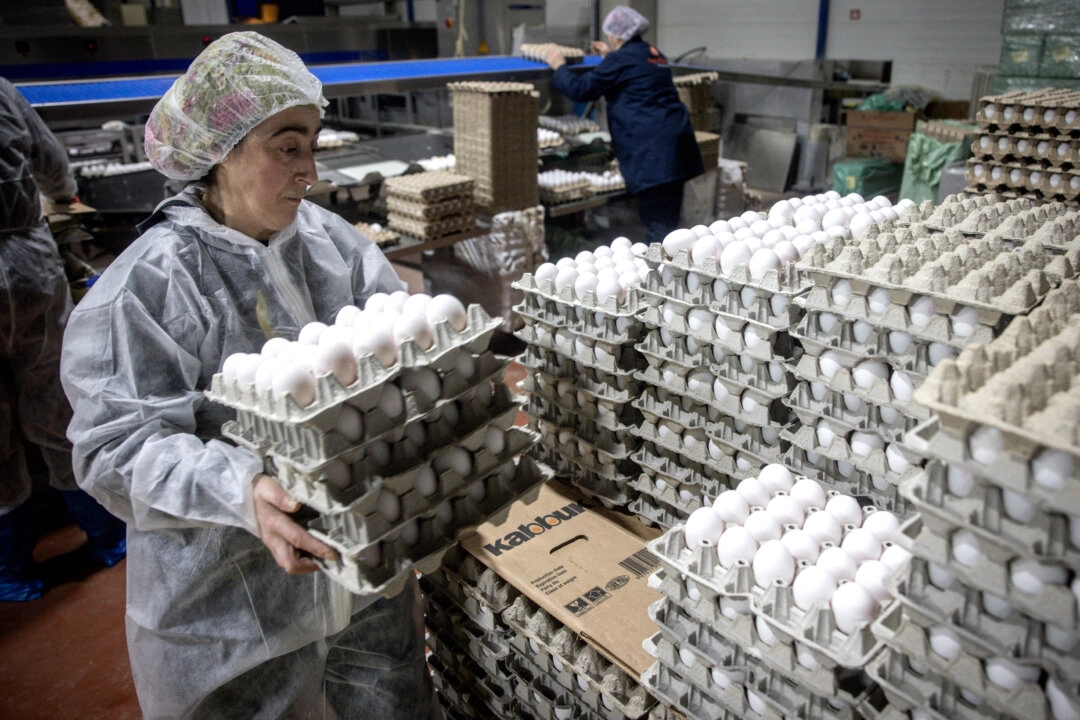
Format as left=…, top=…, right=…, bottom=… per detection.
left=213, top=105, right=321, bottom=241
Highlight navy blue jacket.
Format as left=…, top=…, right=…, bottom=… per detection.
left=552, top=38, right=704, bottom=195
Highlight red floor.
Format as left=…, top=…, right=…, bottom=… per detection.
left=0, top=360, right=527, bottom=719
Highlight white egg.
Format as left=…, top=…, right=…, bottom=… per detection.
left=879, top=544, right=912, bottom=571
left=554, top=266, right=579, bottom=294
left=631, top=242, right=649, bottom=256
left=789, top=479, right=827, bottom=511
left=595, top=275, right=625, bottom=305
left=825, top=495, right=864, bottom=527
left=687, top=308, right=712, bottom=333
left=662, top=228, right=698, bottom=258
left=313, top=340, right=358, bottom=386
left=968, top=425, right=1004, bottom=465
left=985, top=657, right=1040, bottom=692
left=768, top=199, right=795, bottom=221
left=740, top=286, right=759, bottom=309
left=744, top=510, right=783, bottom=543
left=433, top=447, right=473, bottom=477
left=354, top=326, right=398, bottom=367
left=843, top=393, right=863, bottom=412
left=376, top=383, right=405, bottom=418
left=793, top=565, right=838, bottom=610
left=393, top=311, right=435, bottom=350
left=719, top=241, right=752, bottom=275
left=364, top=292, right=389, bottom=313
left=747, top=690, right=769, bottom=716
left=748, top=248, right=782, bottom=280
left=220, top=352, right=247, bottom=384
left=781, top=528, right=821, bottom=563
left=324, top=459, right=352, bottom=490
left=928, top=342, right=957, bottom=366
left=716, top=525, right=759, bottom=568
left=851, top=431, right=884, bottom=458
left=261, top=336, right=291, bottom=359
left=818, top=350, right=842, bottom=379
left=927, top=562, right=957, bottom=591
left=809, top=381, right=827, bottom=401
left=710, top=666, right=745, bottom=690
left=842, top=528, right=883, bottom=563
left=862, top=511, right=900, bottom=544
left=753, top=539, right=796, bottom=588
left=1046, top=678, right=1080, bottom=720
left=793, top=204, right=822, bottom=226
left=402, top=294, right=432, bottom=320
left=816, top=423, right=838, bottom=449
left=691, top=235, right=722, bottom=264
left=1002, top=490, right=1038, bottom=524
left=831, top=581, right=879, bottom=635
left=335, top=305, right=363, bottom=327
left=848, top=213, right=873, bottom=238
left=889, top=371, right=914, bottom=402
left=736, top=477, right=773, bottom=508
left=713, top=377, right=729, bottom=402
left=384, top=290, right=410, bottom=314
left=534, top=262, right=559, bottom=286
left=271, top=362, right=317, bottom=407
left=817, top=546, right=858, bottom=583
left=1032, top=448, right=1073, bottom=491
left=928, top=625, right=962, bottom=661
left=1010, top=558, right=1068, bottom=595
left=712, top=490, right=751, bottom=524
left=426, top=294, right=468, bottom=332
left=574, top=272, right=599, bottom=301
left=908, top=296, right=937, bottom=327
left=684, top=507, right=727, bottom=548
left=951, top=529, right=982, bottom=567
left=376, top=488, right=401, bottom=522
left=852, top=360, right=889, bottom=390
left=766, top=495, right=805, bottom=528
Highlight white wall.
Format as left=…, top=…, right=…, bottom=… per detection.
left=658, top=0, right=1005, bottom=99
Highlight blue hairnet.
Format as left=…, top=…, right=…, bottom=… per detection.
left=602, top=6, right=650, bottom=41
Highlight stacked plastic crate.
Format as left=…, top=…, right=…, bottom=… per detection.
left=511, top=238, right=651, bottom=510
left=787, top=194, right=1080, bottom=515
left=384, top=170, right=476, bottom=240
left=863, top=274, right=1080, bottom=719
left=421, top=546, right=682, bottom=720
left=967, top=89, right=1080, bottom=205
left=640, top=464, right=906, bottom=720
left=206, top=295, right=546, bottom=596
left=450, top=81, right=540, bottom=214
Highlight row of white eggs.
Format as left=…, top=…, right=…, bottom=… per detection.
left=653, top=329, right=787, bottom=375
left=220, top=293, right=469, bottom=406
left=660, top=303, right=787, bottom=349
left=533, top=237, right=651, bottom=303
left=77, top=160, right=154, bottom=178
left=830, top=282, right=983, bottom=337
left=767, top=191, right=913, bottom=230
left=417, top=154, right=456, bottom=172
left=977, top=134, right=1074, bottom=158
left=681, top=467, right=905, bottom=634
left=948, top=439, right=1075, bottom=503
left=815, top=351, right=919, bottom=403
left=538, top=128, right=562, bottom=144
left=541, top=116, right=598, bottom=135
left=981, top=103, right=1079, bottom=126
left=812, top=420, right=911, bottom=472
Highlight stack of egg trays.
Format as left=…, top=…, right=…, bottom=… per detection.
left=513, top=271, right=646, bottom=510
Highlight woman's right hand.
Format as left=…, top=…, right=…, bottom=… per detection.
left=253, top=473, right=338, bottom=573
left=590, top=41, right=610, bottom=57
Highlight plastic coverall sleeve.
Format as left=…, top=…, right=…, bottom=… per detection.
left=0, top=78, right=76, bottom=204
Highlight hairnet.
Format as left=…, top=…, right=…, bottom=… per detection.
left=602, top=6, right=650, bottom=41
left=144, top=31, right=327, bottom=181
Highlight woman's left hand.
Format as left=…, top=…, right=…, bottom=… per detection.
left=545, top=48, right=566, bottom=70
left=253, top=473, right=338, bottom=573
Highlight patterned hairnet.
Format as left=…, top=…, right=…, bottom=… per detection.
left=602, top=6, right=650, bottom=41
left=144, top=31, right=327, bottom=181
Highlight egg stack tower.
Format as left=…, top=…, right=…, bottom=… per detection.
left=206, top=293, right=547, bottom=597
left=450, top=81, right=540, bottom=214
left=384, top=170, right=476, bottom=241
left=511, top=237, right=652, bottom=511
left=785, top=193, right=1080, bottom=516
left=860, top=276, right=1080, bottom=716
left=641, top=463, right=908, bottom=720
left=966, top=89, right=1080, bottom=206
left=421, top=545, right=675, bottom=720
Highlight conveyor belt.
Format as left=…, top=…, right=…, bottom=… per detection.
left=17, top=55, right=601, bottom=122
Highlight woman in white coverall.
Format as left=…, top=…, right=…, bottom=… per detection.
left=0, top=76, right=126, bottom=602
left=60, top=33, right=435, bottom=719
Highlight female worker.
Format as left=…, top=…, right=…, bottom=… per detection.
left=60, top=33, right=435, bottom=719
left=546, top=6, right=704, bottom=245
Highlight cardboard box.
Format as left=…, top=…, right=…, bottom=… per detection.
left=845, top=110, right=919, bottom=163
left=461, top=481, right=662, bottom=678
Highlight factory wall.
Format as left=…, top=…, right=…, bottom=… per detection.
left=657, top=0, right=1005, bottom=100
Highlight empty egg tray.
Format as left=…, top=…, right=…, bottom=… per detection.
left=205, top=304, right=501, bottom=423
left=641, top=243, right=812, bottom=297
left=308, top=450, right=548, bottom=596
left=386, top=195, right=474, bottom=221
left=381, top=169, right=475, bottom=203
left=916, top=193, right=1030, bottom=232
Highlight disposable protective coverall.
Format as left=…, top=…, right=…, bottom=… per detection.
left=0, top=77, right=125, bottom=602
left=61, top=187, right=434, bottom=719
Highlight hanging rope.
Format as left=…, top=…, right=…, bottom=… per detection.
left=454, top=0, right=469, bottom=58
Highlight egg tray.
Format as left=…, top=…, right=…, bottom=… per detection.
left=268, top=390, right=521, bottom=515
left=637, top=364, right=793, bottom=431
left=792, top=310, right=950, bottom=379
left=538, top=114, right=601, bottom=135
left=514, top=272, right=648, bottom=318
left=864, top=646, right=1012, bottom=720
left=529, top=448, right=639, bottom=510
left=902, top=464, right=1080, bottom=573
left=633, top=386, right=714, bottom=432
left=424, top=582, right=514, bottom=672
left=1026, top=209, right=1080, bottom=250
left=891, top=555, right=1080, bottom=686
left=783, top=409, right=925, bottom=481
left=539, top=182, right=591, bottom=205
left=895, top=513, right=1078, bottom=632
left=308, top=453, right=548, bottom=596
left=517, top=346, right=641, bottom=403
left=501, top=595, right=658, bottom=719
left=523, top=384, right=642, bottom=437
left=784, top=381, right=923, bottom=444
left=427, top=645, right=520, bottom=720
left=784, top=446, right=915, bottom=517
left=227, top=353, right=509, bottom=468
left=640, top=661, right=741, bottom=720
left=515, top=295, right=645, bottom=346
left=516, top=324, right=645, bottom=377
left=628, top=489, right=697, bottom=531
left=632, top=442, right=733, bottom=493
left=702, top=418, right=788, bottom=470
left=636, top=418, right=771, bottom=481
left=986, top=202, right=1077, bottom=243
left=913, top=193, right=1029, bottom=233
left=382, top=169, right=475, bottom=203
left=421, top=569, right=508, bottom=633
left=206, top=304, right=501, bottom=423
left=505, top=655, right=635, bottom=720
left=387, top=212, right=477, bottom=241
left=386, top=195, right=474, bottom=222
left=971, top=132, right=1080, bottom=166
left=424, top=552, right=520, bottom=624
left=637, top=271, right=805, bottom=333
left=638, top=343, right=795, bottom=408
left=533, top=420, right=639, bottom=476
left=630, top=470, right=714, bottom=515
left=870, top=605, right=1057, bottom=720
left=977, top=90, right=1080, bottom=133
left=353, top=221, right=401, bottom=247
left=650, top=596, right=873, bottom=705
left=642, top=243, right=812, bottom=297
left=639, top=304, right=795, bottom=365
left=647, top=525, right=773, bottom=608
left=965, top=161, right=1080, bottom=202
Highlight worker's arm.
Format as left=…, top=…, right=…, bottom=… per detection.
left=550, top=53, right=627, bottom=103
left=1, top=78, right=77, bottom=202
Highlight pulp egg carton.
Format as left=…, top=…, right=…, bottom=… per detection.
left=785, top=380, right=924, bottom=443
left=630, top=471, right=710, bottom=514
left=901, top=463, right=1080, bottom=572
left=387, top=212, right=476, bottom=241
left=635, top=328, right=715, bottom=373
left=513, top=272, right=647, bottom=319
left=783, top=446, right=913, bottom=516
left=891, top=555, right=1080, bottom=685
left=517, top=347, right=640, bottom=403
left=424, top=581, right=514, bottom=675
left=633, top=442, right=732, bottom=493
left=792, top=311, right=948, bottom=379
left=206, top=304, right=501, bottom=423
left=382, top=169, right=475, bottom=203
left=629, top=490, right=699, bottom=530
left=427, top=648, right=519, bottom=720
left=386, top=195, right=474, bottom=222
left=538, top=114, right=601, bottom=135
left=269, top=391, right=521, bottom=515
left=781, top=421, right=923, bottom=489
left=524, top=384, right=641, bottom=436
left=640, top=660, right=741, bottom=720
left=532, top=451, right=640, bottom=510
left=977, top=89, right=1080, bottom=133
left=506, top=657, right=634, bottom=720
left=894, top=513, right=1078, bottom=631
left=870, top=604, right=1061, bottom=720
left=308, top=452, right=548, bottom=596
left=639, top=304, right=796, bottom=363
left=518, top=326, right=645, bottom=376
left=708, top=418, right=788, bottom=467
left=633, top=386, right=715, bottom=433
left=650, top=595, right=873, bottom=703
left=965, top=162, right=1080, bottom=203
left=538, top=181, right=591, bottom=206
left=515, top=297, right=645, bottom=346
left=421, top=570, right=514, bottom=633
left=915, top=194, right=1028, bottom=232
left=1029, top=212, right=1080, bottom=253
left=639, top=267, right=805, bottom=332
left=532, top=424, right=639, bottom=485
left=970, top=132, right=1072, bottom=165
left=637, top=363, right=793, bottom=430
left=226, top=353, right=509, bottom=466
left=647, top=524, right=762, bottom=605
left=636, top=418, right=769, bottom=480
left=864, top=646, right=1013, bottom=720
left=642, top=243, right=812, bottom=297
left=501, top=595, right=658, bottom=719
left=988, top=203, right=1076, bottom=243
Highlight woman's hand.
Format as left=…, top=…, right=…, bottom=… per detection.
left=545, top=48, right=566, bottom=70
left=253, top=473, right=337, bottom=573
left=590, top=41, right=610, bottom=57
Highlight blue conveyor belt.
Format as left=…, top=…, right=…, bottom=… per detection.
left=17, top=55, right=600, bottom=112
